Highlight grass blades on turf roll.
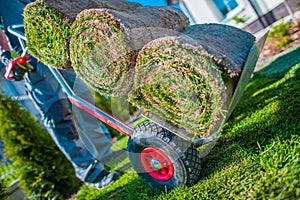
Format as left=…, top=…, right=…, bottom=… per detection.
left=24, top=1, right=71, bottom=69
left=23, top=0, right=141, bottom=69
left=70, top=6, right=189, bottom=96
left=130, top=24, right=256, bottom=139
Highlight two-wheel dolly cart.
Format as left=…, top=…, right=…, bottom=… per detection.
left=7, top=24, right=268, bottom=190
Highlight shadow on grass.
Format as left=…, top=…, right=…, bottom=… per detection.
left=198, top=49, right=300, bottom=180
left=257, top=44, right=300, bottom=77
left=247, top=44, right=300, bottom=93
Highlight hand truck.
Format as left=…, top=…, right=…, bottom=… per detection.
left=7, top=23, right=268, bottom=190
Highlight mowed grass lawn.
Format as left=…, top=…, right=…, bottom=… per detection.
left=75, top=45, right=300, bottom=200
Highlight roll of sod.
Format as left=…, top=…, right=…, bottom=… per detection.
left=23, top=1, right=72, bottom=69
left=70, top=7, right=189, bottom=96
left=130, top=24, right=255, bottom=139
left=23, top=0, right=141, bottom=69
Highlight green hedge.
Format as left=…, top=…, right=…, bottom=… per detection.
left=0, top=179, right=8, bottom=200
left=0, top=94, right=80, bottom=199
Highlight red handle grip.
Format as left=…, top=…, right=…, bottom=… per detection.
left=4, top=56, right=29, bottom=80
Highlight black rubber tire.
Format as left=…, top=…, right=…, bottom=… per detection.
left=127, top=121, right=201, bottom=190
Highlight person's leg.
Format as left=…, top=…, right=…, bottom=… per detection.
left=45, top=99, right=105, bottom=183
left=60, top=69, right=116, bottom=162
left=24, top=64, right=110, bottom=183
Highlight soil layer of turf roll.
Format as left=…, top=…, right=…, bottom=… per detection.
left=70, top=7, right=189, bottom=96
left=23, top=0, right=141, bottom=69
left=131, top=24, right=256, bottom=139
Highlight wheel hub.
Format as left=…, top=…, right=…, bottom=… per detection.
left=140, top=147, right=174, bottom=181
left=150, top=159, right=163, bottom=170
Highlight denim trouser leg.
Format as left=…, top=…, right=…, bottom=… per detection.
left=65, top=71, right=113, bottom=161
left=24, top=65, right=110, bottom=183
left=45, top=100, right=105, bottom=183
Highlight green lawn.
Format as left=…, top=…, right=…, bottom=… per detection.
left=75, top=45, right=300, bottom=200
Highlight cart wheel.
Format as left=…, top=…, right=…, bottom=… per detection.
left=127, top=121, right=201, bottom=190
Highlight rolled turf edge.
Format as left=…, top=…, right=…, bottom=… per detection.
left=130, top=23, right=255, bottom=139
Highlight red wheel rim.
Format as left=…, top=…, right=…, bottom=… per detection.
left=140, top=147, right=174, bottom=181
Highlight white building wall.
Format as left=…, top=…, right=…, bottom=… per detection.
left=180, top=0, right=222, bottom=24
left=180, top=0, right=284, bottom=28
left=257, top=0, right=284, bottom=12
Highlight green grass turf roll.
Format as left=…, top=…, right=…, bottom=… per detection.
left=23, top=0, right=141, bottom=69
left=130, top=24, right=255, bottom=139
left=70, top=6, right=189, bottom=96
left=23, top=1, right=72, bottom=69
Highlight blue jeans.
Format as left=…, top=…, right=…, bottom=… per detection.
left=1, top=0, right=113, bottom=183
